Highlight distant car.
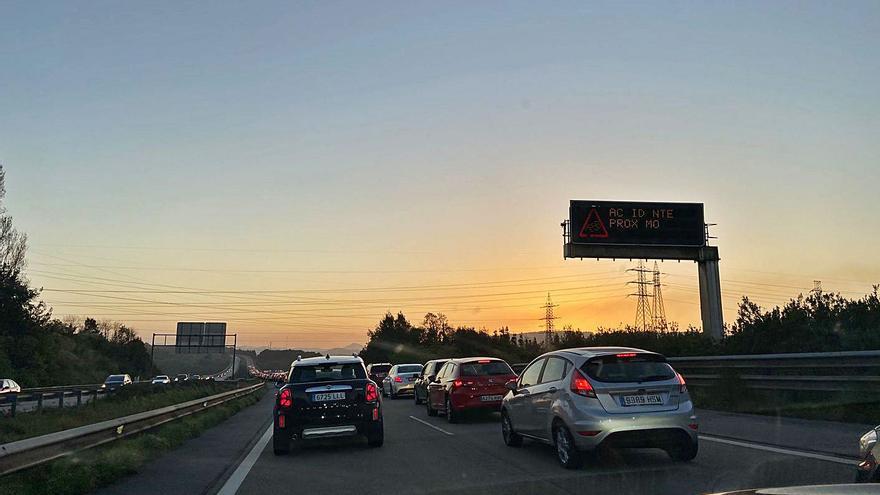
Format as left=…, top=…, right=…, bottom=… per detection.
left=858, top=425, right=880, bottom=482
left=175, top=374, right=189, bottom=382
left=380, top=364, right=423, bottom=399
left=151, top=375, right=171, bottom=385
left=0, top=379, right=21, bottom=394
left=414, top=359, right=449, bottom=405
left=272, top=355, right=383, bottom=455
left=366, top=363, right=392, bottom=384
left=102, top=374, right=133, bottom=390
left=500, top=347, right=698, bottom=469
left=426, top=357, right=516, bottom=423
left=191, top=374, right=201, bottom=380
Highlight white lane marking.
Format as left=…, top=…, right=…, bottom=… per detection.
left=700, top=434, right=859, bottom=466
left=408, top=415, right=455, bottom=436
left=217, top=423, right=273, bottom=495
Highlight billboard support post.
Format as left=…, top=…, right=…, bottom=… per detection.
left=698, top=254, right=724, bottom=341
left=231, top=334, right=237, bottom=379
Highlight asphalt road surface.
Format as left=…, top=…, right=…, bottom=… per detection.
left=175, top=391, right=861, bottom=495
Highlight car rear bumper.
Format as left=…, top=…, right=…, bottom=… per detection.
left=451, top=393, right=506, bottom=411
left=568, top=407, right=698, bottom=450
left=301, top=425, right=359, bottom=439
left=391, top=383, right=415, bottom=394
left=275, top=405, right=382, bottom=441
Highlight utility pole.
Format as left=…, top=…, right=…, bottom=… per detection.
left=652, top=261, right=668, bottom=332
left=540, top=293, right=559, bottom=347
left=628, top=261, right=653, bottom=331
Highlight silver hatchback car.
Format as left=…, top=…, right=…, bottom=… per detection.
left=500, top=347, right=698, bottom=468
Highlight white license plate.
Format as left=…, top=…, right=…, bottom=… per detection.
left=622, top=394, right=663, bottom=406
left=481, top=395, right=503, bottom=402
left=313, top=392, right=346, bottom=402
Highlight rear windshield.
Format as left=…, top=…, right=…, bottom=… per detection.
left=106, top=375, right=125, bottom=382
left=369, top=365, right=391, bottom=373
left=460, top=361, right=514, bottom=376
left=291, top=363, right=367, bottom=383
left=582, top=354, right=676, bottom=383
left=397, top=365, right=422, bottom=373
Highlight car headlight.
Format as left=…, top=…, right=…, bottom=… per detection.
left=860, top=429, right=878, bottom=458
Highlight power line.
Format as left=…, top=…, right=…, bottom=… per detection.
left=627, top=261, right=653, bottom=331
left=540, top=293, right=559, bottom=345
left=651, top=261, right=668, bottom=332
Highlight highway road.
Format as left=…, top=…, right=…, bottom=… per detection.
left=102, top=386, right=865, bottom=495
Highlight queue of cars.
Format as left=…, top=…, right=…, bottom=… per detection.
left=269, top=347, right=702, bottom=470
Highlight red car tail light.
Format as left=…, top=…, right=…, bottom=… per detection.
left=570, top=369, right=596, bottom=398
left=452, top=379, right=463, bottom=388
left=616, top=352, right=637, bottom=358
left=676, top=373, right=688, bottom=393
left=277, top=414, right=286, bottom=429
left=365, top=383, right=379, bottom=402
left=278, top=388, right=293, bottom=409
left=394, top=376, right=403, bottom=383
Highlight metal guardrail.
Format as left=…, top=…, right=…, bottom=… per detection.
left=1, top=385, right=113, bottom=417
left=0, top=382, right=264, bottom=477
left=513, top=350, right=880, bottom=393
left=668, top=350, right=880, bottom=393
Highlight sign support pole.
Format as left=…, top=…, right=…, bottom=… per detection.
left=697, top=247, right=724, bottom=341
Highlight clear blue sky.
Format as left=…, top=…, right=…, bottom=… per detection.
left=1, top=1, right=878, bottom=346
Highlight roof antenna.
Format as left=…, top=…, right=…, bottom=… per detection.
left=325, top=353, right=330, bottom=360
left=296, top=355, right=302, bottom=361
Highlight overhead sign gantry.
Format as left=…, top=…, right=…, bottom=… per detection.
left=563, top=200, right=723, bottom=340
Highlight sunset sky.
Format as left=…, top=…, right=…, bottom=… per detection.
left=2, top=1, right=879, bottom=348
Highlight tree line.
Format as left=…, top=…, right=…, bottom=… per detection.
left=359, top=287, right=880, bottom=365
left=0, top=166, right=156, bottom=386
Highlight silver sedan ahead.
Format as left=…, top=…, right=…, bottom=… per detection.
left=381, top=364, right=423, bottom=399
left=501, top=347, right=698, bottom=468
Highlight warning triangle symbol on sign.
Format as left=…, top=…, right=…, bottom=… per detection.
left=578, top=208, right=609, bottom=239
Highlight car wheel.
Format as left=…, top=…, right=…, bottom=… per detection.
left=667, top=438, right=698, bottom=462
left=427, top=397, right=437, bottom=416
left=501, top=410, right=523, bottom=447
left=554, top=423, right=583, bottom=469
left=272, top=430, right=290, bottom=456
left=445, top=397, right=458, bottom=424
left=389, top=387, right=397, bottom=399
left=414, top=389, right=422, bottom=405
left=367, top=422, right=384, bottom=448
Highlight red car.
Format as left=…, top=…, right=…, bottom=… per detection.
left=426, top=357, right=517, bottom=423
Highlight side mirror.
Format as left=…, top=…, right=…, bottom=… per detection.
left=427, top=375, right=437, bottom=383
left=505, top=380, right=518, bottom=393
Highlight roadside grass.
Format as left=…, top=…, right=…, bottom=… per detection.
left=0, top=386, right=264, bottom=495
left=0, top=380, right=257, bottom=444
left=690, top=384, right=878, bottom=425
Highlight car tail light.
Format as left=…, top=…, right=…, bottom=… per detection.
left=616, top=352, right=637, bottom=358
left=676, top=373, right=687, bottom=393
left=365, top=383, right=378, bottom=402
left=277, top=414, right=286, bottom=429
left=477, top=359, right=492, bottom=363
left=452, top=379, right=463, bottom=388
left=394, top=376, right=403, bottom=383
left=278, top=388, right=293, bottom=409
left=570, top=369, right=596, bottom=398
left=372, top=408, right=379, bottom=421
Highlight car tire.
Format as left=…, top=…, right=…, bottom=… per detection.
left=367, top=423, right=384, bottom=448
left=445, top=397, right=459, bottom=424
left=427, top=397, right=437, bottom=416
left=414, top=389, right=423, bottom=405
left=389, top=387, right=397, bottom=400
left=667, top=438, right=698, bottom=462
left=553, top=423, right=583, bottom=469
left=501, top=410, right=523, bottom=447
left=272, top=430, right=290, bottom=456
